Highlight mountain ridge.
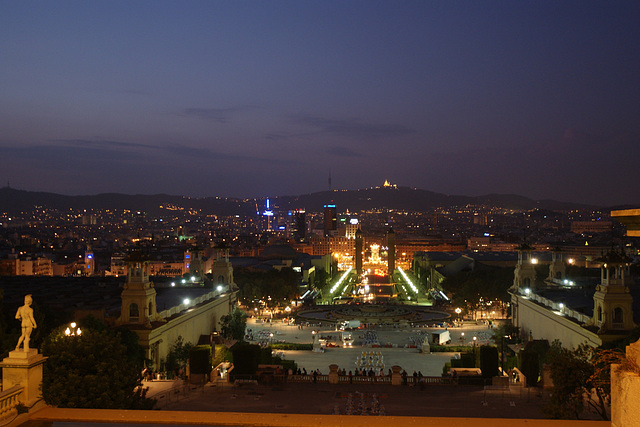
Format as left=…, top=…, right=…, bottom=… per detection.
left=0, top=186, right=602, bottom=216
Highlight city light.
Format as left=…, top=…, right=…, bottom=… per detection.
left=330, top=267, right=353, bottom=294
left=397, top=267, right=418, bottom=294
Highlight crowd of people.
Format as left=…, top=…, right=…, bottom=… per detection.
left=360, top=330, right=380, bottom=346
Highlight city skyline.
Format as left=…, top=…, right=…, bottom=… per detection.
left=1, top=1, right=639, bottom=206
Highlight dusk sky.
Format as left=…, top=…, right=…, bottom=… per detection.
left=1, top=1, right=639, bottom=206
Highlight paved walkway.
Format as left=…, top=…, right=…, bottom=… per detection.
left=163, top=381, right=548, bottom=419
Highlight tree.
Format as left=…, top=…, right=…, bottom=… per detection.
left=219, top=307, right=247, bottom=341
left=164, top=336, right=193, bottom=377
left=440, top=267, right=514, bottom=317
left=41, top=319, right=154, bottom=409
left=313, top=268, right=330, bottom=288
left=544, top=342, right=611, bottom=420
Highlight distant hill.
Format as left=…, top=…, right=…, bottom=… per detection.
left=0, top=188, right=255, bottom=216
left=271, top=187, right=595, bottom=212
left=0, top=186, right=596, bottom=216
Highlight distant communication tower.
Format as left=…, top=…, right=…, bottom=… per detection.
left=263, top=198, right=274, bottom=231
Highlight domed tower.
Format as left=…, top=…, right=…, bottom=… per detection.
left=117, top=252, right=164, bottom=327
left=512, top=243, right=537, bottom=291
left=212, top=240, right=234, bottom=288
left=387, top=228, right=396, bottom=277
left=592, top=250, right=635, bottom=333
left=355, top=229, right=363, bottom=276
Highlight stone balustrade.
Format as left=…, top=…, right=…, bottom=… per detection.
left=157, top=288, right=225, bottom=319
left=526, top=291, right=591, bottom=323
left=0, top=385, right=24, bottom=423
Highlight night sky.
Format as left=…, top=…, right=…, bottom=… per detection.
left=1, top=1, right=639, bottom=206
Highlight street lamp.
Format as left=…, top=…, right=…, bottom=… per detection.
left=460, top=332, right=465, bottom=345
left=500, top=334, right=512, bottom=376
left=64, top=322, right=82, bottom=337
left=472, top=336, right=477, bottom=347
left=455, top=307, right=462, bottom=322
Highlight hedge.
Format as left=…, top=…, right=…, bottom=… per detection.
left=270, top=343, right=314, bottom=351
left=189, top=345, right=212, bottom=375
left=480, top=345, right=499, bottom=378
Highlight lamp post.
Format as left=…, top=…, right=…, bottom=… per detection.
left=455, top=307, right=462, bottom=323
left=64, top=322, right=82, bottom=337
left=460, top=332, right=465, bottom=345
left=501, top=335, right=511, bottom=375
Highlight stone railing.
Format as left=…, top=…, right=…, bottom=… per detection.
left=0, top=385, right=24, bottom=423
left=287, top=374, right=329, bottom=383
left=285, top=374, right=448, bottom=385
left=337, top=375, right=392, bottom=384
left=526, top=291, right=591, bottom=323
left=158, top=288, right=226, bottom=319
left=147, top=382, right=204, bottom=409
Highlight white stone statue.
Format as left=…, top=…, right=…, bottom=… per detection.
left=15, top=294, right=37, bottom=351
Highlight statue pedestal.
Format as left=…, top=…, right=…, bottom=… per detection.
left=328, top=364, right=339, bottom=384
left=1, top=349, right=47, bottom=407
left=391, top=365, right=402, bottom=386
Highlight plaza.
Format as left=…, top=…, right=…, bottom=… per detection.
left=245, top=317, right=496, bottom=375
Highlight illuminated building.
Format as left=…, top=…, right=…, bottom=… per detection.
left=345, top=217, right=359, bottom=239
left=323, top=204, right=337, bottom=236
left=289, top=209, right=306, bottom=242
left=84, top=247, right=94, bottom=276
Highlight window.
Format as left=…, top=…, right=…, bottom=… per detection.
left=129, top=303, right=139, bottom=320
left=613, top=307, right=623, bottom=325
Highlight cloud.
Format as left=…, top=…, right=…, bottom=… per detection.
left=292, top=114, right=415, bottom=139
left=266, top=114, right=415, bottom=141
left=325, top=146, right=365, bottom=158
left=122, top=89, right=150, bottom=96
left=52, top=138, right=154, bottom=150
left=1, top=136, right=293, bottom=167
left=180, top=106, right=256, bottom=123
left=51, top=138, right=229, bottom=160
